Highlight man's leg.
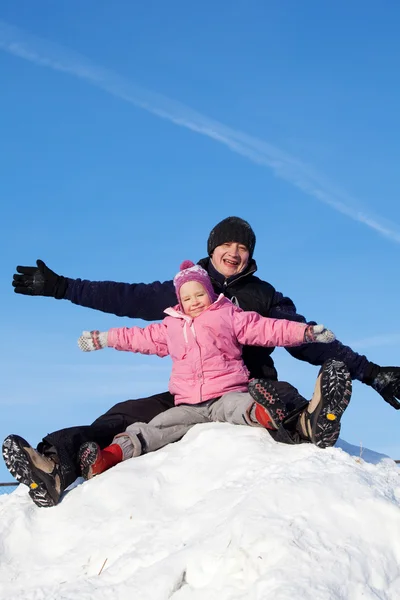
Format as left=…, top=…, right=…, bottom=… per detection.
left=297, top=359, right=352, bottom=448
left=39, top=392, right=175, bottom=483
left=2, top=391, right=174, bottom=507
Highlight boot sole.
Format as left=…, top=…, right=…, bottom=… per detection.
left=248, top=379, right=288, bottom=429
left=2, top=435, right=59, bottom=508
left=310, top=360, right=352, bottom=448
left=78, top=441, right=100, bottom=480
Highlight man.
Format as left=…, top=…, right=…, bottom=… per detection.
left=3, top=217, right=400, bottom=508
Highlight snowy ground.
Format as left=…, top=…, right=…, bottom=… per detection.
left=1, top=424, right=400, bottom=600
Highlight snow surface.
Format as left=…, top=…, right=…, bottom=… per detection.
left=1, top=423, right=400, bottom=600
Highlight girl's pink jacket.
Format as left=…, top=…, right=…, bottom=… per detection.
left=107, top=295, right=308, bottom=406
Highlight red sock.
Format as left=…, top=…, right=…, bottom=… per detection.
left=254, top=403, right=276, bottom=430
left=91, top=443, right=123, bottom=476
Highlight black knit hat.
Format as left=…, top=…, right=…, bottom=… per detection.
left=207, top=217, right=256, bottom=258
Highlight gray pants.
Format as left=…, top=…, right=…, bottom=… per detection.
left=113, top=392, right=259, bottom=459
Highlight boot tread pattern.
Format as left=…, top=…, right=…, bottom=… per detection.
left=2, top=435, right=56, bottom=508
left=313, top=359, right=352, bottom=448
left=248, top=379, right=287, bottom=428
left=78, top=441, right=100, bottom=480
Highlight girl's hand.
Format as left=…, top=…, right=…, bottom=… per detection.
left=78, top=330, right=109, bottom=352
left=304, top=324, right=335, bottom=344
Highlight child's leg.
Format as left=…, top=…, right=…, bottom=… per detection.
left=209, top=391, right=287, bottom=430
left=79, top=405, right=209, bottom=479
left=79, top=441, right=124, bottom=480
left=247, top=380, right=308, bottom=431
left=122, top=404, right=210, bottom=455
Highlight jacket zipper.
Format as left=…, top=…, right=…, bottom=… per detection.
left=190, top=321, right=204, bottom=403
left=221, top=265, right=257, bottom=290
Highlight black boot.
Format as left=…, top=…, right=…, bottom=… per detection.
left=298, top=359, right=352, bottom=448
left=2, top=435, right=65, bottom=508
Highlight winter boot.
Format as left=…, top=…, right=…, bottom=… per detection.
left=2, top=435, right=65, bottom=508
left=248, top=379, right=291, bottom=429
left=298, top=359, right=352, bottom=448
left=78, top=442, right=123, bottom=480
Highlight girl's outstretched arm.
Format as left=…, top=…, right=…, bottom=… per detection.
left=77, top=323, right=169, bottom=357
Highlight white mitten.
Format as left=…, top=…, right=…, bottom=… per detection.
left=304, top=324, right=335, bottom=344
left=78, top=330, right=109, bottom=352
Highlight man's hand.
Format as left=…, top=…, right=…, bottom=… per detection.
left=12, top=259, right=68, bottom=299
left=363, top=364, right=400, bottom=410
left=78, top=331, right=109, bottom=352
left=304, top=324, right=336, bottom=344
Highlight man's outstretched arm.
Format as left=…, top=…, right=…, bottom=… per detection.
left=269, top=290, right=400, bottom=410
left=12, top=259, right=177, bottom=321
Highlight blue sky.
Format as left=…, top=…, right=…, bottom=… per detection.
left=1, top=0, right=399, bottom=484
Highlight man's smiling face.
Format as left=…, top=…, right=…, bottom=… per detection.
left=211, top=242, right=250, bottom=278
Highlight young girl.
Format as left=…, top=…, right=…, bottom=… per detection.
left=77, top=261, right=337, bottom=479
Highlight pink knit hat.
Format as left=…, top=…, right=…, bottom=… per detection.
left=174, top=260, right=217, bottom=307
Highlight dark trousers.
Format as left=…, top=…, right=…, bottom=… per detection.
left=38, top=391, right=175, bottom=487
left=38, top=381, right=308, bottom=488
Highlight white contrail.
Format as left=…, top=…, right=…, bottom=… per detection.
left=1, top=20, right=400, bottom=243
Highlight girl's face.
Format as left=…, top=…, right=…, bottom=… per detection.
left=179, top=281, right=212, bottom=318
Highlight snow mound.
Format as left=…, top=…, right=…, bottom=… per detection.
left=1, top=423, right=400, bottom=600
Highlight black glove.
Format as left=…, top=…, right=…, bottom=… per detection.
left=12, top=259, right=68, bottom=299
left=363, top=363, right=400, bottom=410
